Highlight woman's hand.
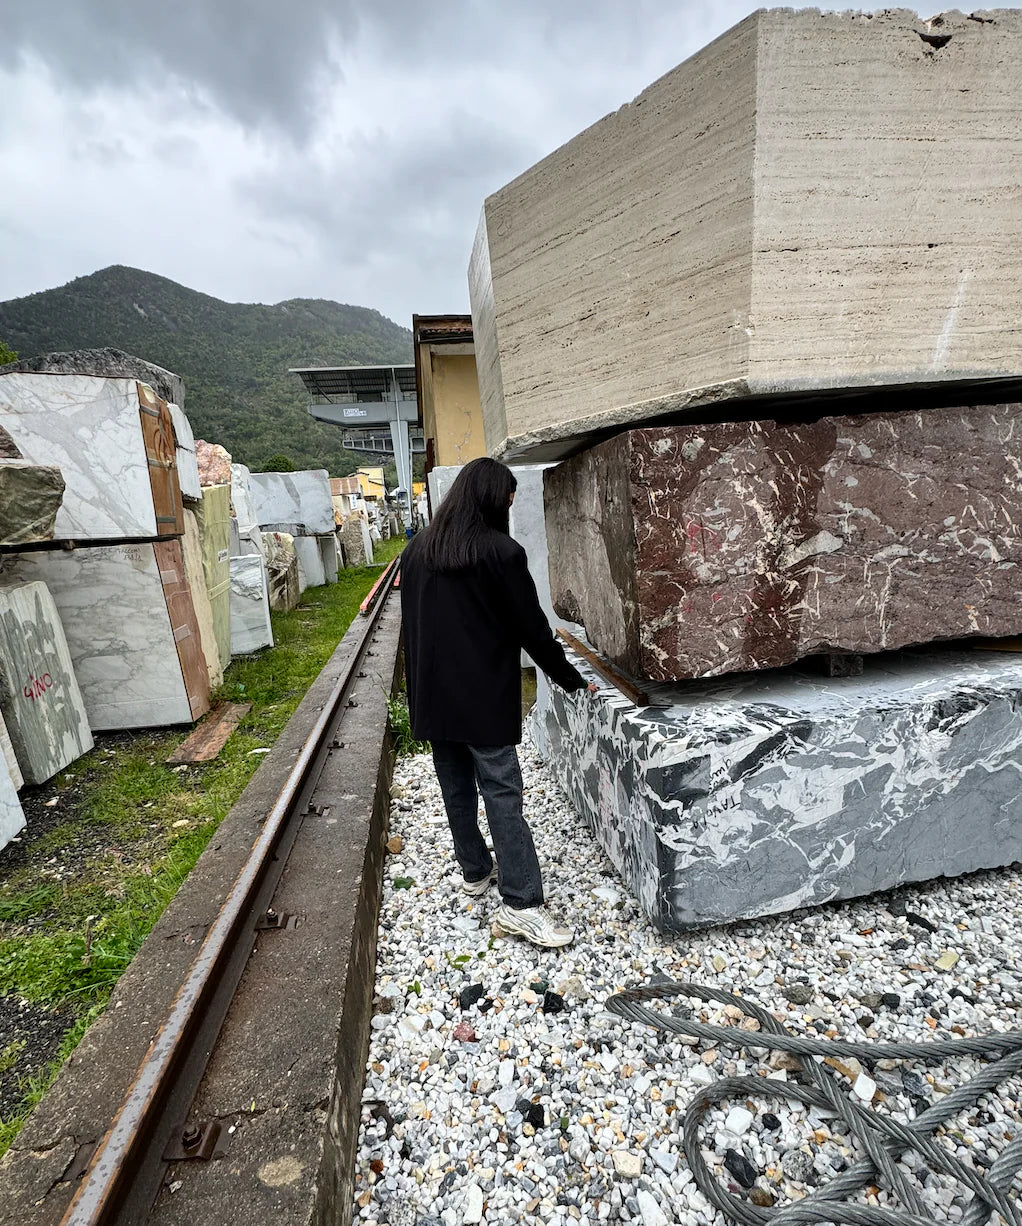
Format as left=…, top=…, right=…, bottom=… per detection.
left=587, top=682, right=599, bottom=694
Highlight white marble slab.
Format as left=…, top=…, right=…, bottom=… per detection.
left=247, top=470, right=334, bottom=535
left=532, top=646, right=1022, bottom=931
left=293, top=535, right=326, bottom=588
left=0, top=709, right=23, bottom=791
left=4, top=546, right=196, bottom=730
left=319, top=534, right=339, bottom=584
left=169, top=404, right=202, bottom=503
left=0, top=580, right=94, bottom=783
left=0, top=372, right=163, bottom=540
left=0, top=748, right=25, bottom=854
left=229, top=554, right=273, bottom=654
left=230, top=464, right=265, bottom=558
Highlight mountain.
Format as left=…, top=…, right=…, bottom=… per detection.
left=0, top=266, right=414, bottom=476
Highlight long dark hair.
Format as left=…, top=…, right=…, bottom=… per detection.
left=420, top=457, right=518, bottom=571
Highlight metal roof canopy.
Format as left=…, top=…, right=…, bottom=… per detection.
left=290, top=364, right=417, bottom=400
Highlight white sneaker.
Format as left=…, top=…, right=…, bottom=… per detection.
left=491, top=903, right=574, bottom=948
left=461, top=866, right=497, bottom=897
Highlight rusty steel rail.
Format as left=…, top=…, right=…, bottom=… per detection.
left=60, top=563, right=402, bottom=1226
left=359, top=554, right=401, bottom=616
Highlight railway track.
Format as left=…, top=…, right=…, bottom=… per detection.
left=45, top=556, right=403, bottom=1226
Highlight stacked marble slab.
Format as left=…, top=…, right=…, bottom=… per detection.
left=244, top=469, right=337, bottom=590
left=6, top=544, right=210, bottom=730
left=0, top=364, right=213, bottom=733
left=546, top=401, right=1022, bottom=680
left=478, top=9, right=1022, bottom=930
left=531, top=649, right=1022, bottom=932
left=0, top=709, right=25, bottom=853
left=227, top=465, right=273, bottom=653
left=192, top=484, right=232, bottom=674
left=469, top=8, right=1022, bottom=461
left=0, top=581, right=93, bottom=783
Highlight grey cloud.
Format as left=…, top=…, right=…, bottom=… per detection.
left=0, top=0, right=358, bottom=139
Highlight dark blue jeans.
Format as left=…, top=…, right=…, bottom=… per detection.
left=431, top=741, right=544, bottom=909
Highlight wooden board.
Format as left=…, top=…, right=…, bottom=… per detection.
left=138, top=382, right=185, bottom=536
left=154, top=538, right=211, bottom=723
left=167, top=702, right=252, bottom=764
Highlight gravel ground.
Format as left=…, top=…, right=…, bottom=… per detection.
left=353, top=736, right=1022, bottom=1226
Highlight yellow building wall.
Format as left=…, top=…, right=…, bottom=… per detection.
left=429, top=353, right=486, bottom=467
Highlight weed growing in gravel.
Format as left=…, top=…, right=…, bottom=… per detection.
left=0, top=545, right=405, bottom=1157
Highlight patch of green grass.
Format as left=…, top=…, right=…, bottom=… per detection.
left=386, top=694, right=430, bottom=757
left=0, top=549, right=404, bottom=1156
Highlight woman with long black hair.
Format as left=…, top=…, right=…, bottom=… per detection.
left=400, top=457, right=594, bottom=948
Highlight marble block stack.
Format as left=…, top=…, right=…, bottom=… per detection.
left=226, top=463, right=273, bottom=653
left=469, top=8, right=1022, bottom=931
left=246, top=468, right=337, bottom=593
left=0, top=358, right=212, bottom=732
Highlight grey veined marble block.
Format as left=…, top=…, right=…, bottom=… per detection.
left=4, top=545, right=209, bottom=731
left=229, top=554, right=273, bottom=655
left=0, top=581, right=93, bottom=784
left=531, top=647, right=1022, bottom=931
left=247, top=470, right=334, bottom=536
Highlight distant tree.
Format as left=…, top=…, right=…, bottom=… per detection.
left=0, top=339, right=17, bottom=365
left=260, top=453, right=295, bottom=472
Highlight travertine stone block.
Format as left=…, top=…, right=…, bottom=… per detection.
left=531, top=647, right=1022, bottom=931
left=470, top=8, right=1022, bottom=461
left=0, top=461, right=65, bottom=546
left=0, top=581, right=93, bottom=784
left=546, top=403, right=1022, bottom=680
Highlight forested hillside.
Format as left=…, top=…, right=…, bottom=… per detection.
left=0, top=266, right=413, bottom=475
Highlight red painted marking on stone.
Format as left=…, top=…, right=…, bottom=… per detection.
left=23, top=672, right=54, bottom=701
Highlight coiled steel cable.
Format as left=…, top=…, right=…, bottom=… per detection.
left=605, top=981, right=1022, bottom=1225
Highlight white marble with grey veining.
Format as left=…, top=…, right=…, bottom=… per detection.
left=0, top=580, right=94, bottom=782
left=0, top=373, right=163, bottom=539
left=0, top=746, right=24, bottom=853
left=169, top=403, right=202, bottom=503
left=0, top=709, right=23, bottom=791
left=531, top=646, right=1022, bottom=931
left=319, top=534, right=339, bottom=583
left=230, top=464, right=265, bottom=558
left=247, top=469, right=334, bottom=535
left=229, top=554, right=273, bottom=654
left=293, top=535, right=326, bottom=588
left=3, top=546, right=195, bottom=730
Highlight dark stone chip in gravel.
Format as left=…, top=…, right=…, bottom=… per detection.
left=542, top=990, right=565, bottom=1014
left=459, top=983, right=485, bottom=1010
left=749, top=1188, right=775, bottom=1207
left=821, top=990, right=841, bottom=1002
left=901, top=1068, right=928, bottom=1097
left=529, top=981, right=549, bottom=994
left=783, top=984, right=814, bottom=1005
left=724, top=1149, right=759, bottom=1189
left=477, top=997, right=494, bottom=1013
left=950, top=987, right=976, bottom=1004
left=516, top=1096, right=533, bottom=1115
left=891, top=938, right=911, bottom=950
left=524, top=1102, right=545, bottom=1129
left=905, top=910, right=938, bottom=933
left=440, top=1171, right=457, bottom=1191
left=917, top=991, right=936, bottom=1007
left=858, top=992, right=883, bottom=1009
left=880, top=993, right=901, bottom=1008
left=456, top=1162, right=468, bottom=1175
left=761, top=1113, right=782, bottom=1131
left=857, top=1014, right=874, bottom=1030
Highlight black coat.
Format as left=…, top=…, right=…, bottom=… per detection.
left=400, top=528, right=587, bottom=746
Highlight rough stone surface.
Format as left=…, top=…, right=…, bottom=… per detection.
left=529, top=646, right=1022, bottom=931
left=546, top=403, right=1022, bottom=681
left=263, top=531, right=301, bottom=612
left=0, top=347, right=184, bottom=408
left=195, top=439, right=232, bottom=487
left=340, top=516, right=371, bottom=568
left=0, top=461, right=65, bottom=546
left=469, top=9, right=1022, bottom=461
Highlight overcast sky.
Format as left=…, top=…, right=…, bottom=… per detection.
left=1, top=1, right=756, bottom=329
